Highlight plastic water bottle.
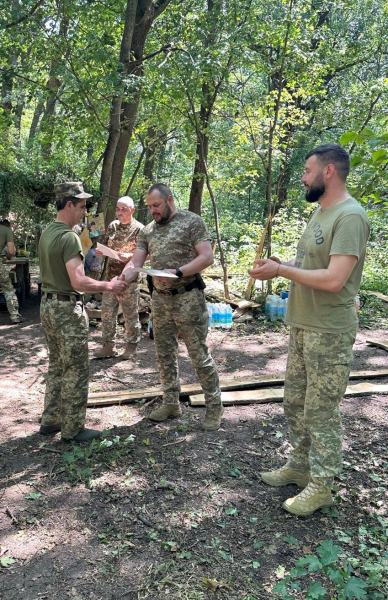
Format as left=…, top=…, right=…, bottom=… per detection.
left=207, top=303, right=213, bottom=327
left=279, top=297, right=288, bottom=321
left=275, top=296, right=283, bottom=321
left=265, top=294, right=277, bottom=318
left=213, top=304, right=220, bottom=327
left=220, top=304, right=228, bottom=328
left=268, top=297, right=277, bottom=321
left=226, top=304, right=233, bottom=328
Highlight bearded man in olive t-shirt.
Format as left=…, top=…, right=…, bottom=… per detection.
left=121, top=183, right=223, bottom=432
left=249, top=144, right=370, bottom=517
left=38, top=182, right=128, bottom=443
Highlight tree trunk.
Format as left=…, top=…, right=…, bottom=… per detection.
left=98, top=0, right=172, bottom=226
left=188, top=96, right=210, bottom=215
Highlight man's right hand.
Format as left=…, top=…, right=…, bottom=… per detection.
left=95, top=249, right=104, bottom=257
left=109, top=277, right=128, bottom=295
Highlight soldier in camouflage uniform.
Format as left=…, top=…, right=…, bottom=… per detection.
left=38, top=182, right=128, bottom=442
left=122, top=183, right=223, bottom=431
left=249, top=145, right=370, bottom=515
left=0, top=220, right=23, bottom=323
left=94, top=197, right=144, bottom=360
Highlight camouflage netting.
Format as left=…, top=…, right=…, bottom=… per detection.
left=0, top=171, right=55, bottom=216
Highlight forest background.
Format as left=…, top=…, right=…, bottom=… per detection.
left=0, top=0, right=387, bottom=295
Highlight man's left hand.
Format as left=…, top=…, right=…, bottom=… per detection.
left=248, top=259, right=280, bottom=281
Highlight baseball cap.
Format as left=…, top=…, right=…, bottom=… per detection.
left=54, top=181, right=93, bottom=200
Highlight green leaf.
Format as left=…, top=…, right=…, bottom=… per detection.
left=296, top=554, right=322, bottom=572
left=225, top=507, right=238, bottom=516
left=340, top=131, right=358, bottom=145
left=218, top=550, right=231, bottom=560
left=306, top=581, right=327, bottom=599
left=316, top=539, right=341, bottom=566
left=327, top=565, right=345, bottom=585
left=371, top=149, right=387, bottom=163
left=228, top=468, right=241, bottom=477
left=1, top=556, right=16, bottom=567
left=284, top=536, right=297, bottom=545
left=343, top=576, right=368, bottom=599
left=25, top=492, right=41, bottom=500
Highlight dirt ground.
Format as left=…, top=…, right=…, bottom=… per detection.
left=1, top=277, right=387, bottom=600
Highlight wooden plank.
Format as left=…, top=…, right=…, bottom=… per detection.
left=87, top=369, right=388, bottom=407
left=366, top=339, right=388, bottom=352
left=190, top=382, right=388, bottom=406
left=87, top=375, right=286, bottom=406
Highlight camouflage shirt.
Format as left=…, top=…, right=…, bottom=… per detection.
left=105, top=218, right=144, bottom=280
left=136, top=210, right=211, bottom=291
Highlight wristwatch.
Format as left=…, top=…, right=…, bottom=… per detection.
left=175, top=268, right=183, bottom=278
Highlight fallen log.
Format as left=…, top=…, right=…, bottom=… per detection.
left=189, top=381, right=388, bottom=406
left=87, top=369, right=388, bottom=407
left=366, top=339, right=388, bottom=352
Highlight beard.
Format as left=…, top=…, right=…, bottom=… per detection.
left=157, top=204, right=172, bottom=224
left=305, top=173, right=325, bottom=203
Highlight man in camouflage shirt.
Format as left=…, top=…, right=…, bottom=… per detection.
left=122, top=183, right=223, bottom=431
left=38, top=182, right=127, bottom=443
left=94, top=196, right=144, bottom=360
left=0, top=219, right=23, bottom=323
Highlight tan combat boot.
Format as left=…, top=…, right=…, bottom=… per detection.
left=282, top=479, right=333, bottom=516
left=261, top=467, right=310, bottom=488
left=120, top=343, right=137, bottom=360
left=94, top=343, right=117, bottom=359
left=149, top=404, right=182, bottom=422
left=202, top=404, right=224, bottom=431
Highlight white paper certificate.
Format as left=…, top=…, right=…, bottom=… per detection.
left=96, top=242, right=124, bottom=261
left=133, top=267, right=178, bottom=278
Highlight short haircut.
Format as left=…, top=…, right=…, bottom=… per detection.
left=305, top=144, right=350, bottom=181
left=147, top=183, right=173, bottom=201
left=117, top=196, right=135, bottom=209
left=56, top=196, right=84, bottom=211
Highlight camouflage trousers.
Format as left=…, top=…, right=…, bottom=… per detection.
left=40, top=296, right=89, bottom=439
left=101, top=281, right=141, bottom=345
left=0, top=262, right=20, bottom=320
left=284, top=326, right=357, bottom=488
left=152, top=287, right=221, bottom=407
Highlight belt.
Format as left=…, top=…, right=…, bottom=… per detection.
left=155, top=280, right=202, bottom=296
left=43, top=292, right=83, bottom=302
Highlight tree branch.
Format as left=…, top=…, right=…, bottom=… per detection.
left=6, top=0, right=45, bottom=28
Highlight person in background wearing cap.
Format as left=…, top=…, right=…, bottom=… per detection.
left=0, top=218, right=23, bottom=324
left=38, top=182, right=128, bottom=443
left=94, top=196, right=144, bottom=360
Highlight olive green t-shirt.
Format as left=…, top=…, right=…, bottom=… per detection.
left=0, top=224, right=13, bottom=250
left=39, top=222, right=84, bottom=295
left=136, top=210, right=211, bottom=291
left=285, top=198, right=370, bottom=333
